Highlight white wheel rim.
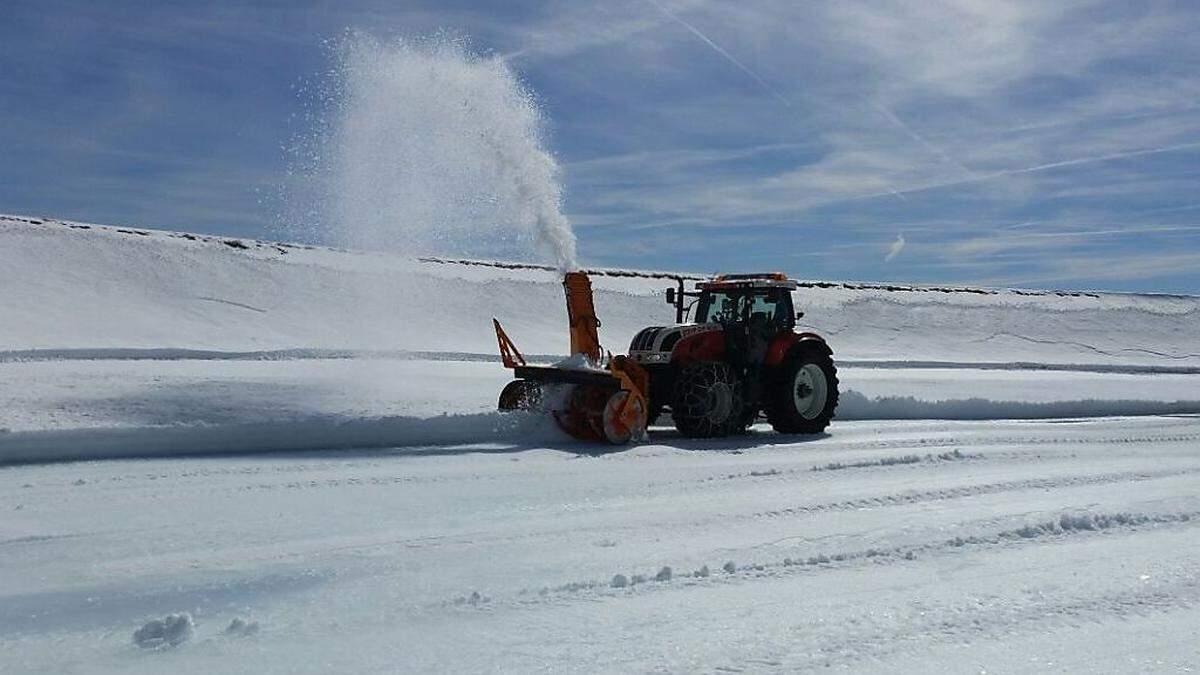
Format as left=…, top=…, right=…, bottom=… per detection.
left=706, top=382, right=734, bottom=422
left=793, top=364, right=828, bottom=419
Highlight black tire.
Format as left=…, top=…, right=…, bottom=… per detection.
left=766, top=343, right=838, bottom=434
left=671, top=361, right=744, bottom=438
left=734, top=405, right=759, bottom=434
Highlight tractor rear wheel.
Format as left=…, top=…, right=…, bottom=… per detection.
left=766, top=344, right=838, bottom=434
left=671, top=361, right=744, bottom=438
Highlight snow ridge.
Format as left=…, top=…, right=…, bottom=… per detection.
left=458, top=509, right=1200, bottom=611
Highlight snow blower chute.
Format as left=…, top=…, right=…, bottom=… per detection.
left=494, top=272, right=650, bottom=444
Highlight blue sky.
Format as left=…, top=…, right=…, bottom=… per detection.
left=3, top=1, right=1200, bottom=292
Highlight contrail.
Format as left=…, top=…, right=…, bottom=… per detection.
left=856, top=139, right=1200, bottom=201
left=870, top=102, right=978, bottom=178
left=644, top=0, right=791, bottom=107
left=1000, top=140, right=1200, bottom=176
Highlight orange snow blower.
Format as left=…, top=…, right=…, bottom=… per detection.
left=494, top=272, right=649, bottom=444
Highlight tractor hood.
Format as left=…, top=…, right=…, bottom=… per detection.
left=628, top=324, right=722, bottom=363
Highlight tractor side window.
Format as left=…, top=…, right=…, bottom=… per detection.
left=748, top=293, right=777, bottom=324
left=751, top=289, right=795, bottom=327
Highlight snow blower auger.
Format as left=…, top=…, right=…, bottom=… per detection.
left=494, top=272, right=650, bottom=444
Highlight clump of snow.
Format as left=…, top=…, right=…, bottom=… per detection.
left=944, top=511, right=1198, bottom=549
left=813, top=454, right=922, bottom=472
left=813, top=449, right=978, bottom=472
left=1005, top=512, right=1153, bottom=539
left=553, top=353, right=606, bottom=372
left=224, top=617, right=260, bottom=637
left=610, top=574, right=628, bottom=589
left=555, top=581, right=595, bottom=593
left=452, top=590, right=491, bottom=605
left=133, top=613, right=194, bottom=649
left=655, top=566, right=672, bottom=582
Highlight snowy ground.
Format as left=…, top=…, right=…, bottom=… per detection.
left=2, top=215, right=1199, bottom=672
left=4, top=416, right=1200, bottom=672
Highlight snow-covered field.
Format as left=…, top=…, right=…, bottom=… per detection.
left=2, top=214, right=1199, bottom=672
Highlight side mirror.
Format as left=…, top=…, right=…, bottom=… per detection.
left=665, top=288, right=676, bottom=305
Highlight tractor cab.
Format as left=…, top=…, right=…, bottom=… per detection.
left=693, top=274, right=799, bottom=331
left=666, top=273, right=800, bottom=328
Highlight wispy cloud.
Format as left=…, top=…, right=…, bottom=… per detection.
left=4, top=0, right=1200, bottom=292
left=884, top=234, right=906, bottom=262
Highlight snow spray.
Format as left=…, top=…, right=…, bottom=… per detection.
left=307, top=33, right=578, bottom=272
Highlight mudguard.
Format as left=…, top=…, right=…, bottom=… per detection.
left=766, top=331, right=831, bottom=366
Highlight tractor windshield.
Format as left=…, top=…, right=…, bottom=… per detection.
left=696, top=288, right=794, bottom=327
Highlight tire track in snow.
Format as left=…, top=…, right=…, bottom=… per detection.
left=26, top=463, right=1199, bottom=579
left=137, top=461, right=1200, bottom=565
left=457, top=510, right=1200, bottom=615
left=739, top=571, right=1200, bottom=671
left=288, top=466, right=1200, bottom=563
left=753, top=466, right=1200, bottom=520
left=663, top=428, right=1200, bottom=490
left=797, top=430, right=1200, bottom=455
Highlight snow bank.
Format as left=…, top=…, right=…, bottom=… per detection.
left=836, top=390, right=1200, bottom=420
left=0, top=411, right=563, bottom=464
left=0, top=215, right=660, bottom=356
left=2, top=385, right=1197, bottom=463
left=4, top=214, right=1199, bottom=366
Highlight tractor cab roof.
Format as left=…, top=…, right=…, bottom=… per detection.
left=698, top=272, right=798, bottom=292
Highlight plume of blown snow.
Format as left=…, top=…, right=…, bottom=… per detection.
left=302, top=33, right=577, bottom=272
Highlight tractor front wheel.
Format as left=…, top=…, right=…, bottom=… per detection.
left=766, top=344, right=838, bottom=434
left=671, top=361, right=744, bottom=438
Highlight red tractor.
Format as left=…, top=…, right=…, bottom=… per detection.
left=494, top=272, right=837, bottom=443
left=630, top=273, right=838, bottom=437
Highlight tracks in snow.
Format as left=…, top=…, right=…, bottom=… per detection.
left=456, top=509, right=1200, bottom=613
left=752, top=466, right=1200, bottom=519
left=97, top=427, right=1191, bottom=575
